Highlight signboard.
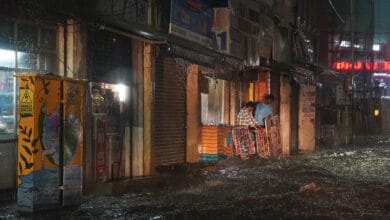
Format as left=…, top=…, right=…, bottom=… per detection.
left=333, top=61, right=390, bottom=71
left=169, top=0, right=214, bottom=48
left=20, top=88, right=33, bottom=117
left=211, top=7, right=229, bottom=53
left=211, top=8, right=242, bottom=57
left=95, top=0, right=148, bottom=25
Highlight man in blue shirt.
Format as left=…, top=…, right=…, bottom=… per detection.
left=255, top=94, right=275, bottom=128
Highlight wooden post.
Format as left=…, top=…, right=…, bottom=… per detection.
left=280, top=75, right=291, bottom=156
left=223, top=80, right=230, bottom=124
left=57, top=23, right=65, bottom=77
left=131, top=40, right=144, bottom=177
left=73, top=20, right=88, bottom=79
left=66, top=19, right=74, bottom=78
left=229, top=81, right=236, bottom=125
left=298, top=85, right=316, bottom=151
left=186, top=65, right=200, bottom=163
left=143, top=43, right=152, bottom=175
left=249, top=83, right=254, bottom=101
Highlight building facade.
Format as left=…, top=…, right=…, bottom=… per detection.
left=0, top=0, right=328, bottom=207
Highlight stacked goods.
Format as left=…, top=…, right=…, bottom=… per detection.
left=218, top=127, right=233, bottom=157
left=265, top=115, right=281, bottom=157
left=199, top=126, right=233, bottom=161
left=232, top=126, right=255, bottom=160
left=254, top=129, right=270, bottom=157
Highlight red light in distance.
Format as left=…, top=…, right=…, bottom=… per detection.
left=333, top=61, right=390, bottom=71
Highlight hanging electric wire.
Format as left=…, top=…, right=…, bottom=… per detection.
left=328, top=0, right=345, bottom=23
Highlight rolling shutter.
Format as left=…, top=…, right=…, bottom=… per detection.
left=154, top=56, right=186, bottom=166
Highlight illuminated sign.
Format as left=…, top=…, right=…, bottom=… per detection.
left=333, top=61, right=390, bottom=71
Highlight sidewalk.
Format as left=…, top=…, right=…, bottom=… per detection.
left=0, top=189, right=16, bottom=205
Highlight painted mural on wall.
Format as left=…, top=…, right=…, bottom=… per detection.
left=16, top=74, right=62, bottom=211
left=16, top=75, right=84, bottom=211
left=63, top=80, right=83, bottom=165
left=62, top=79, right=83, bottom=206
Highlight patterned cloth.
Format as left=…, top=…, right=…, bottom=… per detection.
left=253, top=129, right=270, bottom=157
left=236, top=107, right=258, bottom=128
left=265, top=116, right=281, bottom=156
left=232, top=126, right=255, bottom=160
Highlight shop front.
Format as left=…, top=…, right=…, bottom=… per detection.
left=0, top=18, right=58, bottom=197
left=153, top=52, right=187, bottom=166
left=198, top=59, right=240, bottom=161
left=84, top=27, right=134, bottom=190
left=88, top=82, right=130, bottom=183
left=164, top=35, right=246, bottom=163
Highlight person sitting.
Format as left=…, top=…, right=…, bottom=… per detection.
left=233, top=101, right=261, bottom=159
left=236, top=101, right=261, bottom=130
left=255, top=94, right=275, bottom=128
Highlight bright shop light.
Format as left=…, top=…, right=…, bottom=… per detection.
left=373, top=44, right=380, bottom=51
left=116, top=84, right=127, bottom=102
left=0, top=49, right=15, bottom=67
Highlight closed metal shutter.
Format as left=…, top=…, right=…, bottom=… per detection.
left=154, top=56, right=186, bottom=166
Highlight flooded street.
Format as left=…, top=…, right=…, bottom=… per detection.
left=2, top=135, right=390, bottom=219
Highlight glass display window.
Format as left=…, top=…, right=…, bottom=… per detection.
left=0, top=19, right=14, bottom=50
left=17, top=51, right=38, bottom=69
left=0, top=21, right=58, bottom=139
left=16, top=23, right=38, bottom=50
left=0, top=70, right=16, bottom=136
